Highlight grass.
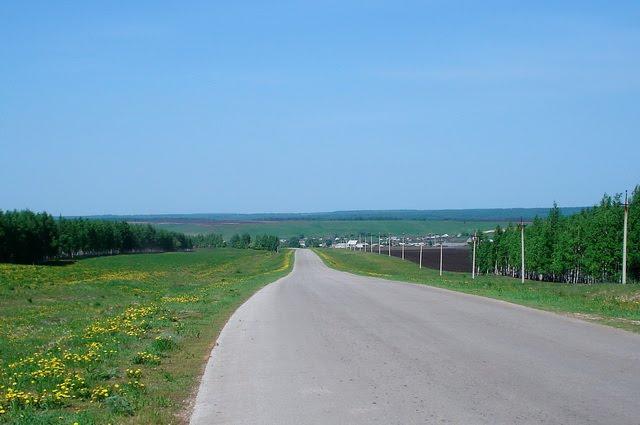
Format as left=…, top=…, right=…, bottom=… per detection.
left=0, top=248, right=293, bottom=424
left=151, top=219, right=507, bottom=239
left=313, top=248, right=640, bottom=333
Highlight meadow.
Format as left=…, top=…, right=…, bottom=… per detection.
left=0, top=248, right=293, bottom=424
left=149, top=219, right=506, bottom=239
left=314, top=249, right=640, bottom=333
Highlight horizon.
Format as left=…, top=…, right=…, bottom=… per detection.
left=0, top=199, right=623, bottom=218
left=73, top=205, right=588, bottom=219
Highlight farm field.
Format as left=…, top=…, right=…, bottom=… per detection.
left=313, top=249, right=640, bottom=333
left=0, top=248, right=293, bottom=424
left=383, top=246, right=472, bottom=272
left=147, top=219, right=507, bottom=239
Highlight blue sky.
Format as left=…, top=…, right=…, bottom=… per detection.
left=1, top=1, right=639, bottom=215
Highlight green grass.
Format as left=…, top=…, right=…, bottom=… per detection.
left=313, top=248, right=640, bottom=333
left=0, top=248, right=293, bottom=424
left=152, top=219, right=507, bottom=239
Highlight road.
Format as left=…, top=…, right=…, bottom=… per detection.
left=190, top=249, right=640, bottom=424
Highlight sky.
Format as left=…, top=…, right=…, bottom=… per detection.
left=1, top=1, right=639, bottom=215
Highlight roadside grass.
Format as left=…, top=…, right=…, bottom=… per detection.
left=313, top=249, right=640, bottom=333
left=0, top=248, right=293, bottom=424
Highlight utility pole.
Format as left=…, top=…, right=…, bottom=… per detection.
left=520, top=218, right=525, bottom=283
left=622, top=190, right=629, bottom=284
left=419, top=243, right=423, bottom=269
left=378, top=233, right=381, bottom=254
left=370, top=233, right=373, bottom=253
left=439, top=238, right=443, bottom=276
left=388, top=234, right=391, bottom=256
left=472, top=231, right=477, bottom=279
left=402, top=233, right=405, bottom=260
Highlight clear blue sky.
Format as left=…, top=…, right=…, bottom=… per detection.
left=1, top=1, right=639, bottom=215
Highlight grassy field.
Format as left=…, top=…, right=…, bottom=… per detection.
left=150, top=219, right=507, bottom=239
left=313, top=249, right=640, bottom=333
left=0, top=248, right=293, bottom=424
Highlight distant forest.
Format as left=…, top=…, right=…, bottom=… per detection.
left=84, top=207, right=586, bottom=224
left=475, top=187, right=639, bottom=283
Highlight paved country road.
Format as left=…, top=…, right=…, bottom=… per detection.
left=190, top=249, right=640, bottom=425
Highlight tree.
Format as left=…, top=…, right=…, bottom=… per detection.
left=252, top=234, right=279, bottom=251
left=240, top=233, right=251, bottom=248
left=193, top=233, right=225, bottom=248
left=287, top=237, right=301, bottom=248
left=228, top=233, right=251, bottom=249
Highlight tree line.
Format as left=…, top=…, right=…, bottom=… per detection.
left=0, top=210, right=193, bottom=264
left=475, top=186, right=639, bottom=283
left=192, top=233, right=225, bottom=248
left=0, top=210, right=283, bottom=264
left=192, top=232, right=280, bottom=252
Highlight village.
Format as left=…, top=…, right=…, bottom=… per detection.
left=295, top=232, right=494, bottom=249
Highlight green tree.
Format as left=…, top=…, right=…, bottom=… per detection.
left=252, top=234, right=279, bottom=251
left=287, top=236, right=301, bottom=248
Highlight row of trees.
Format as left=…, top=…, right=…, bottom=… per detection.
left=475, top=187, right=639, bottom=283
left=0, top=210, right=193, bottom=264
left=229, top=233, right=280, bottom=251
left=0, top=210, right=283, bottom=264
left=229, top=233, right=252, bottom=249
left=252, top=234, right=280, bottom=251
left=192, top=233, right=225, bottom=248
left=192, top=233, right=280, bottom=252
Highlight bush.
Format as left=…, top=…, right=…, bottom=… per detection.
left=152, top=335, right=177, bottom=352
left=105, top=394, right=135, bottom=416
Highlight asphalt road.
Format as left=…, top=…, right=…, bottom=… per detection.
left=190, top=249, right=640, bottom=425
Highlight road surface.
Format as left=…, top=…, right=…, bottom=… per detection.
left=190, top=249, right=640, bottom=424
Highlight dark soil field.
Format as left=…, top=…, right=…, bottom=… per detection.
left=364, top=246, right=472, bottom=273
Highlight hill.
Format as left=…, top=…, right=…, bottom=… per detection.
left=85, top=207, right=584, bottom=223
